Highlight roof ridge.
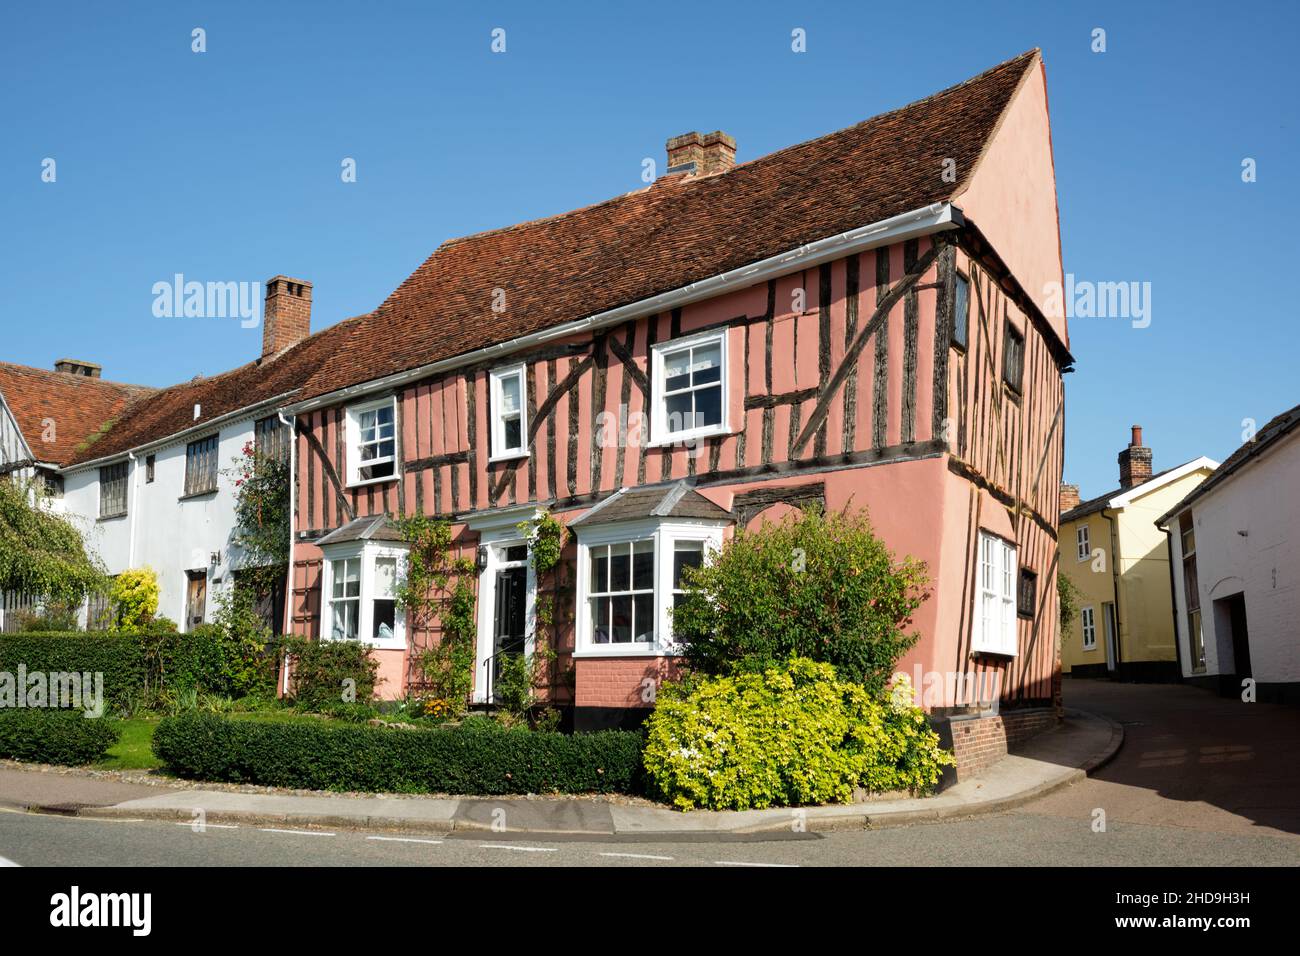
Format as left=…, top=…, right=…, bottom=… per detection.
left=399, top=49, right=1041, bottom=264
left=0, top=361, right=156, bottom=393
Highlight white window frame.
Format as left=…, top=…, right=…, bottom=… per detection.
left=649, top=329, right=730, bottom=446
left=345, top=396, right=398, bottom=487
left=1076, top=525, right=1090, bottom=562
left=488, top=364, right=528, bottom=461
left=971, top=530, right=1018, bottom=657
left=1081, top=605, right=1097, bottom=650
left=574, top=517, right=725, bottom=657
left=321, top=542, right=407, bottom=650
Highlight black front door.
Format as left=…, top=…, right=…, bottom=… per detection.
left=492, top=566, right=528, bottom=692
left=1227, top=594, right=1252, bottom=680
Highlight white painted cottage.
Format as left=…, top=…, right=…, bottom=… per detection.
left=0, top=277, right=352, bottom=633
left=1158, top=403, right=1300, bottom=705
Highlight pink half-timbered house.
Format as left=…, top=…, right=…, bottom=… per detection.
left=282, top=49, right=1072, bottom=756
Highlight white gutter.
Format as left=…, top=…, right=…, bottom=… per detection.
left=286, top=201, right=963, bottom=414
left=64, top=390, right=301, bottom=475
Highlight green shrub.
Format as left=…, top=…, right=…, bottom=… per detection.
left=673, top=507, right=929, bottom=694
left=153, top=712, right=644, bottom=795
left=16, top=599, right=81, bottom=632
left=281, top=638, right=379, bottom=711
left=0, top=633, right=149, bottom=710
left=110, top=567, right=160, bottom=629
left=642, top=657, right=952, bottom=811
left=0, top=709, right=119, bottom=765
left=0, top=629, right=275, bottom=713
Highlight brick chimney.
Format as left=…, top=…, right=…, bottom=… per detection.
left=666, top=131, right=736, bottom=177
left=53, top=359, right=102, bottom=378
left=262, top=276, right=312, bottom=359
left=1059, top=482, right=1080, bottom=513
left=1117, top=425, right=1152, bottom=489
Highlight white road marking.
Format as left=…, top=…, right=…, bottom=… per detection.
left=366, top=836, right=444, bottom=845
left=259, top=828, right=336, bottom=837
left=598, top=852, right=674, bottom=861
left=478, top=844, right=557, bottom=853
left=0, top=855, right=19, bottom=867
left=714, top=860, right=798, bottom=867
left=174, top=822, right=240, bottom=830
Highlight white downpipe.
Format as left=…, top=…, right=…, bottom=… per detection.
left=125, top=451, right=139, bottom=569
left=278, top=411, right=296, bottom=696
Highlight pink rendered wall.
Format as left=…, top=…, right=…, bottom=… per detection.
left=954, top=57, right=1068, bottom=348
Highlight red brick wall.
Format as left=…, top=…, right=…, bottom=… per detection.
left=574, top=657, right=682, bottom=709
left=948, top=708, right=1057, bottom=781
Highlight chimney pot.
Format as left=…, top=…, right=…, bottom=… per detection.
left=1117, top=425, right=1152, bottom=489
left=262, top=275, right=312, bottom=359
left=1059, top=482, right=1080, bottom=514
left=53, top=358, right=102, bottom=378
left=665, top=130, right=735, bottom=177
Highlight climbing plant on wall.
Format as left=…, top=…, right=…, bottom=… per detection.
left=394, top=512, right=477, bottom=713
left=516, top=509, right=569, bottom=700
left=225, top=441, right=290, bottom=594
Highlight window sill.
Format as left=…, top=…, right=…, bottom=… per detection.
left=970, top=648, right=1018, bottom=660
left=488, top=450, right=530, bottom=465
left=96, top=513, right=127, bottom=522
left=645, top=425, right=733, bottom=449
left=323, top=635, right=405, bottom=652
left=178, top=490, right=218, bottom=502
left=572, top=645, right=684, bottom=659
left=346, top=475, right=398, bottom=490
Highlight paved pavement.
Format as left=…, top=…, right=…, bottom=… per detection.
left=0, top=679, right=1295, bottom=866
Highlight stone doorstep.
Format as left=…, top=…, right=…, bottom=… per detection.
left=71, top=710, right=1123, bottom=839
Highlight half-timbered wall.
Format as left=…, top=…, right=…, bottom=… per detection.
left=292, top=228, right=1068, bottom=708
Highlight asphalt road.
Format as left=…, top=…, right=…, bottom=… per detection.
left=0, top=679, right=1295, bottom=867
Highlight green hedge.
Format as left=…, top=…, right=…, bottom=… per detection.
left=0, top=709, right=120, bottom=765
left=0, top=631, right=277, bottom=709
left=0, top=633, right=148, bottom=707
left=154, top=713, right=645, bottom=795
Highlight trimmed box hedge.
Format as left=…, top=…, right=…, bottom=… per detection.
left=154, top=713, right=645, bottom=795
left=0, top=709, right=120, bottom=765
left=0, top=631, right=275, bottom=708
left=0, top=633, right=148, bottom=707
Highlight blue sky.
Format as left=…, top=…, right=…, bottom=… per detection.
left=1, top=0, right=1295, bottom=496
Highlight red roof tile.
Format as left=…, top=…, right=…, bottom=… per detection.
left=297, top=49, right=1044, bottom=402
left=61, top=315, right=365, bottom=467
left=0, top=363, right=153, bottom=467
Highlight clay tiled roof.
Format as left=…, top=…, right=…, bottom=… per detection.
left=62, top=315, right=366, bottom=467
left=297, top=49, right=1043, bottom=402
left=571, top=481, right=733, bottom=527
left=0, top=363, right=153, bottom=467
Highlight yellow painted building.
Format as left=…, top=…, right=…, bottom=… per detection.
left=1059, top=427, right=1216, bottom=680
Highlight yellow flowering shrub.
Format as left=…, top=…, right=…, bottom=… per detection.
left=643, top=658, right=952, bottom=811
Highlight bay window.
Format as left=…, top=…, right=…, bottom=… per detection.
left=575, top=519, right=724, bottom=655
left=322, top=545, right=406, bottom=649
left=971, top=530, right=1018, bottom=656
